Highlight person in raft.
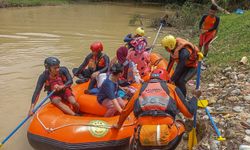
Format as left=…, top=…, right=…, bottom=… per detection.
left=29, top=57, right=80, bottom=116
left=123, top=27, right=147, bottom=49
left=72, top=42, right=110, bottom=94
left=97, top=63, right=127, bottom=117
left=113, top=68, right=201, bottom=150
left=199, top=4, right=220, bottom=58
left=161, top=35, right=203, bottom=97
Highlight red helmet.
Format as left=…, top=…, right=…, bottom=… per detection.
left=150, top=68, right=170, bottom=81
left=90, top=42, right=103, bottom=52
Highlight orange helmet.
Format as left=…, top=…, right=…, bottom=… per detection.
left=150, top=68, right=170, bottom=81
left=90, top=42, right=103, bottom=52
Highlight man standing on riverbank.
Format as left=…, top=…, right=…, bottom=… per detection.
left=199, top=4, right=220, bottom=58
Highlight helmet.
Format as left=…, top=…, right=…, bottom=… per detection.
left=135, top=27, right=145, bottom=36
left=90, top=42, right=103, bottom=52
left=150, top=68, right=169, bottom=81
left=44, top=57, right=60, bottom=69
left=161, top=35, right=176, bottom=50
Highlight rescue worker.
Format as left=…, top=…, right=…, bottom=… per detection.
left=199, top=4, right=220, bottom=58
left=113, top=68, right=201, bottom=150
left=97, top=63, right=126, bottom=117
left=124, top=27, right=146, bottom=49
left=73, top=42, right=110, bottom=94
left=162, top=35, right=202, bottom=97
left=29, top=57, right=80, bottom=116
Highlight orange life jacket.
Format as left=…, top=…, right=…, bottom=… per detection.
left=171, top=38, right=199, bottom=68
left=135, top=80, right=172, bottom=117
left=202, top=15, right=216, bottom=30
left=88, top=53, right=105, bottom=71
left=44, top=71, right=67, bottom=92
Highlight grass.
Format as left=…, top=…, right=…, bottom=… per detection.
left=0, top=0, right=70, bottom=7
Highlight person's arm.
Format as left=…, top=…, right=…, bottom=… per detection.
left=168, top=84, right=198, bottom=118
left=97, top=54, right=110, bottom=74
left=208, top=16, right=220, bottom=32
left=166, top=56, right=174, bottom=73
left=115, top=84, right=141, bottom=129
left=61, top=67, right=73, bottom=88
left=29, top=72, right=46, bottom=115
left=171, top=49, right=189, bottom=82
left=123, top=34, right=133, bottom=43
left=199, top=15, right=207, bottom=30
left=73, top=53, right=92, bottom=76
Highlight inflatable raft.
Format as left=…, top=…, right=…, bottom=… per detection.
left=27, top=52, right=171, bottom=150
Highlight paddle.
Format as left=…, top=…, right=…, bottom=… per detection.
left=198, top=98, right=226, bottom=141
left=0, top=90, right=55, bottom=148
left=188, top=52, right=203, bottom=150
left=148, top=21, right=164, bottom=53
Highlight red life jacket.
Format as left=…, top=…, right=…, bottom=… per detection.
left=171, top=38, right=200, bottom=68
left=44, top=71, right=67, bottom=91
left=136, top=80, right=171, bottom=117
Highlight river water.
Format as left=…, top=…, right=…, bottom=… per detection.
left=0, top=3, right=168, bottom=150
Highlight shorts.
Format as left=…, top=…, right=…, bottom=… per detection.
left=50, top=88, right=73, bottom=100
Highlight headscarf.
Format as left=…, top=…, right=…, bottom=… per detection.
left=116, top=46, right=128, bottom=64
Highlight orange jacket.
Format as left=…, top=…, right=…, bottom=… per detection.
left=117, top=79, right=197, bottom=127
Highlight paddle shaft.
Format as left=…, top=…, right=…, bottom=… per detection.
left=0, top=90, right=55, bottom=146
left=149, top=23, right=163, bottom=53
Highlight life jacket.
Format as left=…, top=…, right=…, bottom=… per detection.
left=88, top=53, right=106, bottom=71
left=135, top=80, right=172, bottom=117
left=171, top=38, right=199, bottom=68
left=44, top=70, right=67, bottom=92
left=202, top=15, right=217, bottom=31
left=130, top=37, right=148, bottom=53
left=127, top=50, right=150, bottom=77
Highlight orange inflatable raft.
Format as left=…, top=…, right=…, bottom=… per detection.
left=27, top=52, right=171, bottom=150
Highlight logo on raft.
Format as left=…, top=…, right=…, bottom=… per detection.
left=88, top=120, right=109, bottom=138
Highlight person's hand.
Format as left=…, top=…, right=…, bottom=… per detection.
left=91, top=71, right=99, bottom=79
left=192, top=89, right=202, bottom=99
left=28, top=104, right=35, bottom=116
left=73, top=102, right=80, bottom=113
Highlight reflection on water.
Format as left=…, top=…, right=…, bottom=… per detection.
left=0, top=4, right=165, bottom=150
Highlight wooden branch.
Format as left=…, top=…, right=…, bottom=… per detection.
left=211, top=0, right=231, bottom=14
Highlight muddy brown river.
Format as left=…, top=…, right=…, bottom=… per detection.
left=0, top=3, right=171, bottom=150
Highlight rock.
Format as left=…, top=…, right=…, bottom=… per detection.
left=209, top=139, right=220, bottom=150
left=208, top=83, right=215, bottom=87
left=228, top=96, right=239, bottom=102
left=239, top=145, right=250, bottom=150
left=231, top=89, right=241, bottom=95
left=244, top=135, right=250, bottom=143
left=225, top=129, right=236, bottom=139
left=233, top=106, right=244, bottom=112
left=217, top=99, right=223, bottom=103
left=238, top=74, right=246, bottom=80
left=202, top=115, right=209, bottom=120
left=246, top=130, right=250, bottom=135
left=209, top=96, right=217, bottom=104
left=240, top=56, right=248, bottom=65
left=247, top=119, right=250, bottom=126
left=216, top=106, right=225, bottom=111
left=221, top=76, right=227, bottom=80
left=244, top=95, right=250, bottom=102
left=223, top=66, right=232, bottom=72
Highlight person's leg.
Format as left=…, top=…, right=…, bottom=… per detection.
left=88, top=78, right=97, bottom=91
left=51, top=97, right=76, bottom=116
left=102, top=99, right=117, bottom=117
left=68, top=96, right=80, bottom=113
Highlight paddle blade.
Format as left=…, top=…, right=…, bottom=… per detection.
left=197, top=99, right=208, bottom=108
left=188, top=128, right=197, bottom=150
left=0, top=143, right=2, bottom=148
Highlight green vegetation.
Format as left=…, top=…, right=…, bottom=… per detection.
left=0, top=0, right=70, bottom=7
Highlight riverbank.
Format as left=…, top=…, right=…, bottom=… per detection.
left=0, top=0, right=70, bottom=8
